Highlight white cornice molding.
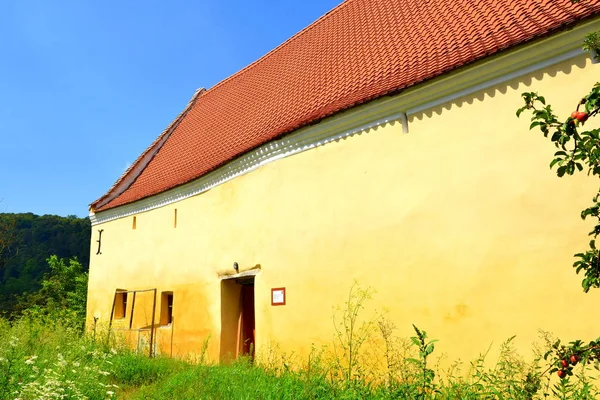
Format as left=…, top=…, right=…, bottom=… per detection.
left=90, top=109, right=408, bottom=225
left=90, top=17, right=600, bottom=226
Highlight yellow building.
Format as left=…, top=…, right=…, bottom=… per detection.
left=87, top=0, right=600, bottom=364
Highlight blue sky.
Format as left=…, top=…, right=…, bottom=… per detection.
left=0, top=0, right=342, bottom=217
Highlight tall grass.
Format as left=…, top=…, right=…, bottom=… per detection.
left=2, top=283, right=600, bottom=399
left=0, top=317, right=187, bottom=400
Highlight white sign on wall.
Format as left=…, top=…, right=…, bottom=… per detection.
left=271, top=287, right=286, bottom=306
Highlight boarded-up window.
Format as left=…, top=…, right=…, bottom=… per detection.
left=160, top=292, right=174, bottom=326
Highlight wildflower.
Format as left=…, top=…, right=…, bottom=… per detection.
left=24, top=356, right=38, bottom=365
left=106, top=391, right=115, bottom=396
left=56, top=353, right=67, bottom=367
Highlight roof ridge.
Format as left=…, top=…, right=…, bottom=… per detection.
left=204, top=0, right=350, bottom=95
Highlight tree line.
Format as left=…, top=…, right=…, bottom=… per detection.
left=0, top=212, right=90, bottom=318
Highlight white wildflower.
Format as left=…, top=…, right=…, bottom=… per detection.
left=24, top=355, right=38, bottom=365
left=106, top=390, right=115, bottom=396
left=56, top=353, right=67, bottom=367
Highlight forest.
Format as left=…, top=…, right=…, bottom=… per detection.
left=0, top=212, right=90, bottom=317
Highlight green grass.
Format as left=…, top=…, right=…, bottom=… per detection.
left=130, top=359, right=391, bottom=400
left=2, top=314, right=600, bottom=399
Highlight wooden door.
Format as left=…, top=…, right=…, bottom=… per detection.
left=240, top=284, right=255, bottom=358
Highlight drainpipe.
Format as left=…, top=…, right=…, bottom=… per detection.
left=399, top=112, right=409, bottom=134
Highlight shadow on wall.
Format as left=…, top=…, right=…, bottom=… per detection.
left=220, top=279, right=242, bottom=361
left=409, top=56, right=588, bottom=122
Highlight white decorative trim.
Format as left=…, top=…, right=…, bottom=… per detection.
left=90, top=109, right=408, bottom=225
left=90, top=17, right=600, bottom=226
left=406, top=48, right=584, bottom=116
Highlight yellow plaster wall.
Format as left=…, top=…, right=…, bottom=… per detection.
left=87, top=54, right=600, bottom=365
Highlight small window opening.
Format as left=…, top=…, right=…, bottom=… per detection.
left=174, top=209, right=178, bottom=228
left=114, top=290, right=127, bottom=319
left=132, top=216, right=137, bottom=230
left=160, top=292, right=174, bottom=326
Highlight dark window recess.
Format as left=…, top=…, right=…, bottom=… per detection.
left=160, top=292, right=174, bottom=326
left=114, top=291, right=127, bottom=319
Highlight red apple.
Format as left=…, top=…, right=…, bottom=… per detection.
left=557, top=369, right=566, bottom=378
left=572, top=111, right=579, bottom=119
left=576, top=111, right=589, bottom=122
left=561, top=359, right=569, bottom=368
left=570, top=355, right=579, bottom=365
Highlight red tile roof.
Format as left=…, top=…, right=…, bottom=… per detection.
left=93, top=0, right=600, bottom=212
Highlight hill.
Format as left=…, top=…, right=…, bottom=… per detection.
left=0, top=213, right=90, bottom=316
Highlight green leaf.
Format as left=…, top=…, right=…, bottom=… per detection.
left=425, top=342, right=435, bottom=356
left=530, top=121, right=542, bottom=130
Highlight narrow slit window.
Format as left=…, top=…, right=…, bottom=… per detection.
left=174, top=209, right=178, bottom=228
left=132, top=216, right=137, bottom=230
left=114, top=291, right=127, bottom=319
left=160, top=292, right=174, bottom=326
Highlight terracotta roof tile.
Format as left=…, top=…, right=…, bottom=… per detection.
left=93, top=0, right=600, bottom=212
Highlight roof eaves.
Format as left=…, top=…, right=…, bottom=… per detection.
left=90, top=88, right=206, bottom=212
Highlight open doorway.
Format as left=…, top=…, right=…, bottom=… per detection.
left=220, top=276, right=255, bottom=361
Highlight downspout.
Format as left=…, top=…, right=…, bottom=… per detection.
left=399, top=112, right=409, bottom=134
